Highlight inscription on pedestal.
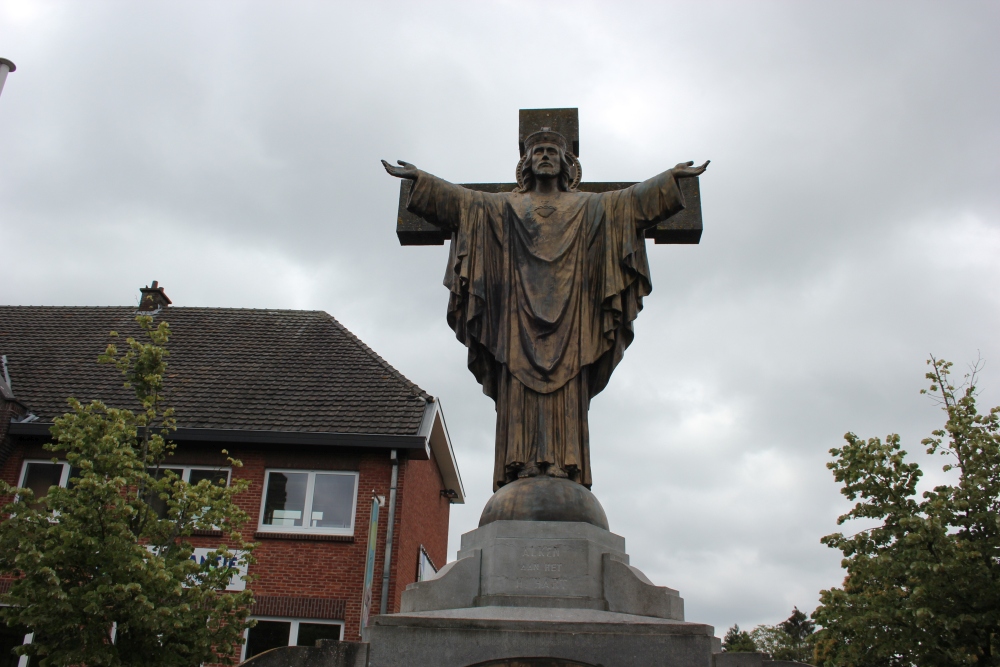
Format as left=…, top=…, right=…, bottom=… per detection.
left=481, top=537, right=599, bottom=599
left=516, top=544, right=567, bottom=591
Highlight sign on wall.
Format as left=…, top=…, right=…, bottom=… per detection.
left=189, top=548, right=249, bottom=592
left=145, top=545, right=249, bottom=592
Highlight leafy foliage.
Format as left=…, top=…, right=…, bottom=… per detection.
left=0, top=315, right=256, bottom=666
left=813, top=357, right=1000, bottom=666
left=724, top=608, right=816, bottom=662
left=782, top=606, right=817, bottom=645
left=752, top=608, right=815, bottom=662
left=722, top=623, right=757, bottom=652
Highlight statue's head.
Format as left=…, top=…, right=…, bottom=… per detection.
left=516, top=129, right=580, bottom=193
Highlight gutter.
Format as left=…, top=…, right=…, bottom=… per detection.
left=6, top=423, right=430, bottom=459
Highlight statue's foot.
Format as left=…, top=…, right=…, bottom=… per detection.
left=547, top=465, right=569, bottom=478
left=518, top=465, right=542, bottom=478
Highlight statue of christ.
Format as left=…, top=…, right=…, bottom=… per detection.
left=383, top=129, right=708, bottom=491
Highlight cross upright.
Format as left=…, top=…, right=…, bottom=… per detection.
left=395, top=107, right=703, bottom=245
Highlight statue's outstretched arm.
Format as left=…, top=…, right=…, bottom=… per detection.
left=381, top=159, right=418, bottom=180
left=384, top=159, right=471, bottom=232
left=628, top=160, right=710, bottom=228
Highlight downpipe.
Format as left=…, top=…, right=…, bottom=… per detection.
left=379, top=449, right=399, bottom=615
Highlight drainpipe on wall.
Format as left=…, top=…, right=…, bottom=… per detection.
left=379, top=449, right=399, bottom=615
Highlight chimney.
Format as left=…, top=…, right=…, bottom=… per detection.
left=138, top=280, right=172, bottom=312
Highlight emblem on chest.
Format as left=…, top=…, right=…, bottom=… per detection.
left=532, top=205, right=557, bottom=219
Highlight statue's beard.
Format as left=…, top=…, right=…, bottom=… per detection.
left=532, top=163, right=559, bottom=177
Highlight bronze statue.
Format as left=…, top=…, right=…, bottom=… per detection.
left=383, top=130, right=708, bottom=491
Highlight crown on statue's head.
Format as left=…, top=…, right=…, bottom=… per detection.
left=522, top=127, right=571, bottom=155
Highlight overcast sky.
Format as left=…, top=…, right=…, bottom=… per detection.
left=2, top=0, right=998, bottom=635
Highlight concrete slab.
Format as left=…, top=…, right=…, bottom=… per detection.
left=367, top=606, right=716, bottom=667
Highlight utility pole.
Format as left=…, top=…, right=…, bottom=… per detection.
left=0, top=58, right=16, bottom=100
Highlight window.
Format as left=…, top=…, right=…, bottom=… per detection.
left=242, top=618, right=342, bottom=661
left=259, top=470, right=358, bottom=535
left=146, top=466, right=230, bottom=518
left=18, top=460, right=73, bottom=509
left=0, top=622, right=31, bottom=667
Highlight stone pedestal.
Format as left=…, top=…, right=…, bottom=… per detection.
left=366, top=519, right=718, bottom=667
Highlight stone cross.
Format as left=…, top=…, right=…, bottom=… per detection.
left=395, top=108, right=703, bottom=246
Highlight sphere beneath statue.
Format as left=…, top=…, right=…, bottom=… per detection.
left=479, top=476, right=609, bottom=530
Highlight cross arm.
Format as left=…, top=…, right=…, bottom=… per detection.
left=395, top=178, right=703, bottom=245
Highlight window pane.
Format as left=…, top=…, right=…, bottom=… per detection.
left=0, top=623, right=29, bottom=667
left=296, top=623, right=341, bottom=647
left=262, top=472, right=308, bottom=527
left=245, top=621, right=291, bottom=659
left=22, top=463, right=64, bottom=509
left=146, top=468, right=183, bottom=519
left=310, top=474, right=355, bottom=529
left=188, top=468, right=229, bottom=486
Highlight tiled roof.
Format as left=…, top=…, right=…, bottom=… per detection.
left=0, top=306, right=430, bottom=435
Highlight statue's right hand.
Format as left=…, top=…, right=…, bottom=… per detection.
left=381, top=159, right=418, bottom=180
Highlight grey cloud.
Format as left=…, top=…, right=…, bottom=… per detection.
left=1, top=0, right=998, bottom=633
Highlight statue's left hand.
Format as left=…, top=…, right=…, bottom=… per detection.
left=381, top=159, right=419, bottom=180
left=671, top=160, right=710, bottom=178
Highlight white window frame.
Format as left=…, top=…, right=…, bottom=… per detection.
left=146, top=465, right=232, bottom=528
left=240, top=616, right=344, bottom=662
left=257, top=469, right=359, bottom=536
left=18, top=461, right=233, bottom=490
left=148, top=465, right=231, bottom=485
left=18, top=459, right=71, bottom=490
left=17, top=632, right=32, bottom=667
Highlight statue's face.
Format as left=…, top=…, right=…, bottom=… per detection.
left=529, top=142, right=562, bottom=178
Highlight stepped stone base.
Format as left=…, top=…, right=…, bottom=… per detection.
left=401, top=520, right=684, bottom=619
left=364, top=520, right=719, bottom=667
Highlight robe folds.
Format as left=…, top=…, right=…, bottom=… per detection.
left=406, top=170, right=685, bottom=490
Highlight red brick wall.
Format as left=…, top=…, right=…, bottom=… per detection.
left=199, top=443, right=397, bottom=641
left=0, top=438, right=450, bottom=642
left=389, top=450, right=451, bottom=612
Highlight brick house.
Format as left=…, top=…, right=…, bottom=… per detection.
left=0, top=285, right=464, bottom=662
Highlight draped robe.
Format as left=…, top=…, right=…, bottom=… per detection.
left=406, top=169, right=686, bottom=490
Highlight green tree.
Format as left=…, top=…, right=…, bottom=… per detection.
left=749, top=608, right=815, bottom=663
left=722, top=623, right=758, bottom=652
left=813, top=357, right=1000, bottom=666
left=779, top=607, right=816, bottom=661
left=750, top=623, right=789, bottom=657
left=0, top=315, right=256, bottom=666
